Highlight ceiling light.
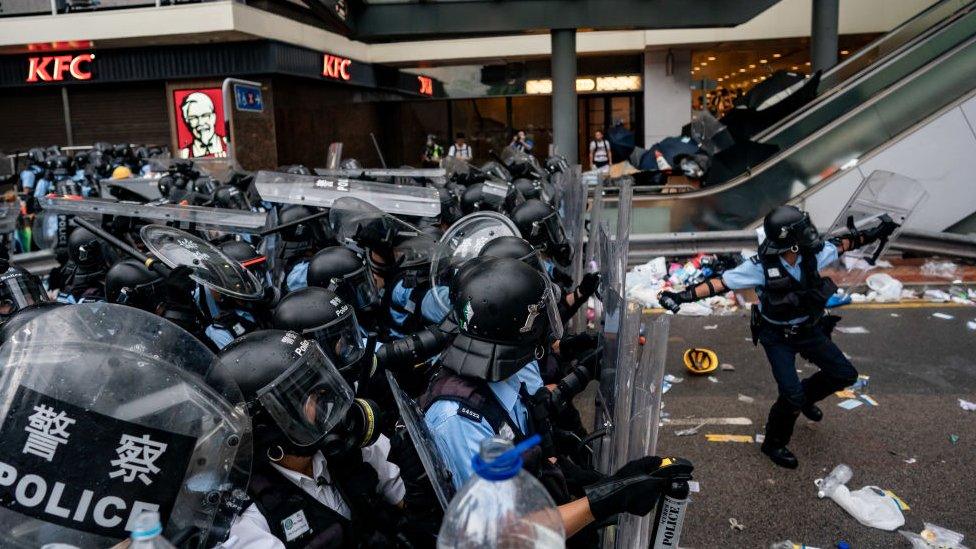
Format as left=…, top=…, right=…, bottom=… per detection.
left=701, top=62, right=708, bottom=66
left=805, top=61, right=811, bottom=66
left=707, top=56, right=716, bottom=61
left=791, top=65, right=799, bottom=70
left=752, top=78, right=758, bottom=83
left=840, top=50, right=850, bottom=55
left=760, top=59, right=768, bottom=64
left=739, top=68, right=746, bottom=73
left=749, top=64, right=756, bottom=68
left=773, top=53, right=781, bottom=58
left=717, top=77, right=723, bottom=82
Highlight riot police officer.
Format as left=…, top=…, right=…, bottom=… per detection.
left=278, top=204, right=334, bottom=292
left=0, top=259, right=53, bottom=331
left=104, top=259, right=166, bottom=313
left=216, top=330, right=406, bottom=548
left=510, top=199, right=574, bottom=286
left=306, top=246, right=381, bottom=314
left=659, top=205, right=899, bottom=468
left=58, top=227, right=110, bottom=303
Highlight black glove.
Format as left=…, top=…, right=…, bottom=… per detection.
left=864, top=214, right=899, bottom=241
left=164, top=265, right=196, bottom=305
left=557, top=331, right=599, bottom=357
left=575, top=272, right=600, bottom=300
left=583, top=456, right=692, bottom=522
left=657, top=289, right=693, bottom=313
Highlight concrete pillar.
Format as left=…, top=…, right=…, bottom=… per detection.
left=551, top=29, right=578, bottom=165
left=643, top=48, right=691, bottom=148
left=811, top=0, right=839, bottom=72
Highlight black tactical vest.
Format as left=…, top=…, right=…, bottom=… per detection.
left=757, top=251, right=837, bottom=323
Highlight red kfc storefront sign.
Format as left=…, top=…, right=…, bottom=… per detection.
left=26, top=53, right=94, bottom=83
left=322, top=54, right=352, bottom=81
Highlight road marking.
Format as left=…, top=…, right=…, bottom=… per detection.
left=665, top=417, right=753, bottom=426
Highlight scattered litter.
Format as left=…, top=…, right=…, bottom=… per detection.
left=932, top=312, right=955, bottom=320
left=705, top=434, right=754, bottom=443
left=851, top=375, right=870, bottom=392
left=770, top=541, right=822, bottom=549
left=674, top=422, right=706, bottom=436
left=737, top=394, right=755, bottom=403
left=858, top=395, right=879, bottom=407
left=921, top=260, right=960, bottom=280
left=835, top=389, right=856, bottom=399
left=688, top=480, right=700, bottom=493
left=838, top=399, right=863, bottom=410
left=665, top=417, right=753, bottom=426
left=720, top=363, right=736, bottom=371
left=662, top=381, right=672, bottom=394
left=827, top=293, right=852, bottom=308
left=707, top=376, right=720, bottom=383
left=890, top=313, right=901, bottom=318
left=815, top=464, right=905, bottom=530
left=949, top=434, right=960, bottom=444
left=704, top=324, right=718, bottom=330
left=835, top=326, right=870, bottom=334
left=664, top=374, right=684, bottom=383
left=924, top=289, right=951, bottom=302
left=967, top=320, right=976, bottom=331
left=728, top=518, right=745, bottom=531
left=959, top=399, right=976, bottom=411
left=866, top=273, right=903, bottom=302
left=898, top=522, right=967, bottom=549
left=755, top=433, right=765, bottom=443
left=850, top=292, right=868, bottom=303
left=904, top=458, right=917, bottom=464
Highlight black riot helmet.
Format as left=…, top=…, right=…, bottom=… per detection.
left=219, top=240, right=269, bottom=287
left=213, top=184, right=252, bottom=210
left=68, top=227, right=107, bottom=268
left=513, top=178, right=542, bottom=201
left=307, top=246, right=379, bottom=311
left=272, top=287, right=368, bottom=382
left=438, top=185, right=464, bottom=226
left=460, top=181, right=516, bottom=214
left=105, top=259, right=166, bottom=312
left=511, top=199, right=572, bottom=266
left=442, top=257, right=563, bottom=381
left=27, top=147, right=46, bottom=165
left=214, top=329, right=379, bottom=458
left=761, top=205, right=823, bottom=255
left=0, top=260, right=49, bottom=326
left=277, top=204, right=333, bottom=264
left=479, top=235, right=541, bottom=269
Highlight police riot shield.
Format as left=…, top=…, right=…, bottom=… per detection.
left=0, top=199, right=20, bottom=234
left=328, top=196, right=425, bottom=251
left=429, top=212, right=521, bottom=311
left=141, top=225, right=264, bottom=300
left=612, top=313, right=671, bottom=549
left=313, top=167, right=447, bottom=185
left=254, top=171, right=441, bottom=218
left=99, top=177, right=164, bottom=202
left=385, top=371, right=456, bottom=510
left=0, top=303, right=251, bottom=548
left=825, top=170, right=928, bottom=265
left=440, top=157, right=471, bottom=179
left=558, top=166, right=587, bottom=281
left=39, top=196, right=269, bottom=235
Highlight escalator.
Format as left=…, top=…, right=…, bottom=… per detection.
left=628, top=0, right=976, bottom=234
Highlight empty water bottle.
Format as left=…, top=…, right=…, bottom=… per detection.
left=437, top=435, right=565, bottom=548
left=130, top=511, right=176, bottom=549
left=817, top=463, right=853, bottom=499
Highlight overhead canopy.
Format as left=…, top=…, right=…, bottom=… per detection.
left=306, top=0, right=783, bottom=43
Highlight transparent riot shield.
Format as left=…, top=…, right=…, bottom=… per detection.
left=385, top=371, right=456, bottom=510
left=825, top=170, right=928, bottom=265
left=441, top=157, right=471, bottom=179
left=0, top=199, right=20, bottom=234
left=99, top=177, right=164, bottom=201
left=0, top=303, right=251, bottom=548
left=429, top=212, right=521, bottom=311
left=612, top=313, right=671, bottom=549
left=559, top=166, right=587, bottom=285
left=254, top=171, right=441, bottom=218
left=39, top=196, right=269, bottom=235
left=313, top=167, right=447, bottom=185
left=141, top=225, right=264, bottom=300
left=328, top=196, right=425, bottom=250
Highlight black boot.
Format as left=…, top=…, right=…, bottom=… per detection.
left=801, top=403, right=823, bottom=422
left=761, top=442, right=799, bottom=469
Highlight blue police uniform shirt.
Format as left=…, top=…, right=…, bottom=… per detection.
left=33, top=178, right=52, bottom=198
left=422, top=286, right=451, bottom=324
left=286, top=261, right=310, bottom=292
left=206, top=309, right=257, bottom=350
left=20, top=167, right=40, bottom=190
left=721, top=242, right=839, bottom=324
left=390, top=280, right=412, bottom=327
left=425, top=360, right=543, bottom=488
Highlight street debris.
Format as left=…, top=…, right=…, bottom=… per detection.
left=921, top=260, right=960, bottom=280
left=959, top=399, right=976, bottom=411
left=899, top=522, right=968, bottom=549
left=704, top=324, right=718, bottom=330
left=721, top=363, right=736, bottom=371
left=729, top=517, right=745, bottom=531
left=674, top=422, right=707, bottom=437
left=835, top=326, right=869, bottom=334
left=838, top=399, right=863, bottom=410
left=904, top=458, right=917, bottom=464
left=865, top=273, right=903, bottom=302
left=932, top=312, right=955, bottom=320
left=949, top=434, right=960, bottom=444
left=770, top=540, right=822, bottom=549
left=924, top=289, right=951, bottom=302
left=688, top=480, right=700, bottom=493
left=815, top=464, right=906, bottom=530
left=707, top=376, right=720, bottom=383
left=755, top=434, right=765, bottom=443
left=967, top=320, right=976, bottom=331
left=664, top=374, right=684, bottom=383
left=665, top=417, right=752, bottom=426
left=705, top=434, right=754, bottom=443
left=738, top=394, right=755, bottom=403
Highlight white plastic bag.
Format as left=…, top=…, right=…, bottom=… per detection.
left=866, top=273, right=903, bottom=302
left=824, top=484, right=905, bottom=530
left=899, top=522, right=968, bottom=549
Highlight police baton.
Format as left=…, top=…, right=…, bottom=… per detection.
left=258, top=208, right=331, bottom=237
left=70, top=216, right=173, bottom=278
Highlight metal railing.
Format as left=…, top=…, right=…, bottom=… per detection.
left=0, top=0, right=235, bottom=18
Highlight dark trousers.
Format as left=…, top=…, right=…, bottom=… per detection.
left=758, top=323, right=858, bottom=447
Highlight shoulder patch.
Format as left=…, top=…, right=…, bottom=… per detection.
left=456, top=406, right=483, bottom=423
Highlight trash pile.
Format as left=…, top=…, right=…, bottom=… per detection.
left=627, top=252, right=743, bottom=314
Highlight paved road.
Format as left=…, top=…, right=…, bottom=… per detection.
left=645, top=305, right=976, bottom=548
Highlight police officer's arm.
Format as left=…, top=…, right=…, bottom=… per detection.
left=830, top=214, right=900, bottom=253
left=657, top=276, right=730, bottom=312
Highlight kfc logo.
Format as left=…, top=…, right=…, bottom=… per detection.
left=322, top=54, right=352, bottom=81
left=172, top=88, right=228, bottom=159
left=418, top=76, right=434, bottom=96
left=26, top=53, right=94, bottom=83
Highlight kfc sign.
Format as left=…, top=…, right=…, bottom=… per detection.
left=417, top=75, right=433, bottom=96
left=322, top=54, right=352, bottom=81
left=26, top=53, right=94, bottom=83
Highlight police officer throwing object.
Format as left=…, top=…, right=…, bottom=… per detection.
left=421, top=257, right=690, bottom=540
left=216, top=330, right=406, bottom=547
left=658, top=205, right=899, bottom=468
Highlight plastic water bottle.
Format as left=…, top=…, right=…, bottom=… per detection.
left=437, top=435, right=565, bottom=548
left=817, top=464, right=853, bottom=499
left=130, top=511, right=176, bottom=548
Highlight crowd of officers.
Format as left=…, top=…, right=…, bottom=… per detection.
left=1, top=148, right=690, bottom=548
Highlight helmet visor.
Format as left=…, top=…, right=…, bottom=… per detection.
left=256, top=341, right=354, bottom=447
left=332, top=264, right=379, bottom=310
left=0, top=274, right=47, bottom=318
left=303, top=309, right=366, bottom=373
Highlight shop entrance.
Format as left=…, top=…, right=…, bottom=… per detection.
left=578, top=93, right=641, bottom=169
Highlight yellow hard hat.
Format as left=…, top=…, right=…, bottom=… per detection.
left=683, top=347, right=718, bottom=375
left=111, top=165, right=133, bottom=179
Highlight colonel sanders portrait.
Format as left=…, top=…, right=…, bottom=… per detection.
left=178, top=91, right=227, bottom=159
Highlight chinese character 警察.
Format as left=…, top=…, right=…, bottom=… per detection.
left=22, top=405, right=76, bottom=462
